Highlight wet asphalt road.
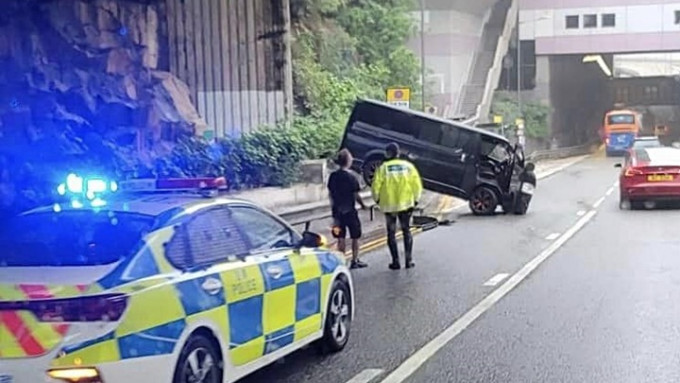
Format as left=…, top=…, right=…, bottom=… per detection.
left=240, top=154, right=680, bottom=383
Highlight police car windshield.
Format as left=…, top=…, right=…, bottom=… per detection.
left=0, top=210, right=154, bottom=267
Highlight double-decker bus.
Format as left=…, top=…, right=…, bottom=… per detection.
left=603, top=109, right=642, bottom=156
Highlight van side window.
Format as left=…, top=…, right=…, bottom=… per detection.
left=415, top=117, right=442, bottom=144
left=458, top=130, right=475, bottom=152
left=354, top=102, right=415, bottom=137
left=440, top=126, right=461, bottom=148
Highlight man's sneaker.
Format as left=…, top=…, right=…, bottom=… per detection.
left=405, top=261, right=415, bottom=269
left=350, top=260, right=368, bottom=269
left=388, top=262, right=401, bottom=270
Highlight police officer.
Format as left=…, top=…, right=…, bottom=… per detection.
left=371, top=143, right=423, bottom=270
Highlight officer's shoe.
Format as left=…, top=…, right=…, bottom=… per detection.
left=351, top=260, right=368, bottom=269
left=388, top=262, right=401, bottom=270
left=405, top=261, right=415, bottom=269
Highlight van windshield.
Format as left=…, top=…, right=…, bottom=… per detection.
left=481, top=140, right=512, bottom=162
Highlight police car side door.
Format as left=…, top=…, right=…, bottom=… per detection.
left=166, top=206, right=266, bottom=368
left=228, top=204, right=325, bottom=355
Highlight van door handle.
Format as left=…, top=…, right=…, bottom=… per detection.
left=460, top=154, right=467, bottom=162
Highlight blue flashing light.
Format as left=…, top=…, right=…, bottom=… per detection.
left=87, top=179, right=108, bottom=194
left=66, top=173, right=84, bottom=193
left=58, top=173, right=119, bottom=205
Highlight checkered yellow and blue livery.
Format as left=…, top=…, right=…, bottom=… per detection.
left=0, top=179, right=354, bottom=383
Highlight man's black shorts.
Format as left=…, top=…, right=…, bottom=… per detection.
left=332, top=210, right=362, bottom=239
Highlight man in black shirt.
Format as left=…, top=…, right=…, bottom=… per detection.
left=327, top=149, right=368, bottom=269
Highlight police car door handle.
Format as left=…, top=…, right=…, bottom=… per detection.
left=201, top=277, right=223, bottom=295
left=266, top=265, right=283, bottom=280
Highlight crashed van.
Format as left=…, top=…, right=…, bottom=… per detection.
left=340, top=99, right=536, bottom=215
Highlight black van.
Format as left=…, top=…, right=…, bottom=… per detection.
left=340, top=99, right=536, bottom=215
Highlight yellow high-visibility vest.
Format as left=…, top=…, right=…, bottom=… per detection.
left=371, top=158, right=423, bottom=213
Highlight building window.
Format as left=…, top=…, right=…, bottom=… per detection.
left=565, top=15, right=579, bottom=29
left=675, top=10, right=680, bottom=25
left=584, top=14, right=598, bottom=28
left=602, top=14, right=616, bottom=27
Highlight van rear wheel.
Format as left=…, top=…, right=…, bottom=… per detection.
left=362, top=158, right=383, bottom=186
left=469, top=186, right=498, bottom=216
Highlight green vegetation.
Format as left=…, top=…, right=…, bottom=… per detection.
left=167, top=0, right=423, bottom=188
left=0, top=1, right=424, bottom=216
left=491, top=93, right=551, bottom=140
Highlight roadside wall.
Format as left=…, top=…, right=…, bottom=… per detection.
left=164, top=0, right=289, bottom=137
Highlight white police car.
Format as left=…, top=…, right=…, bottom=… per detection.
left=0, top=175, right=354, bottom=383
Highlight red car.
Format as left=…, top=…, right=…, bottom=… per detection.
left=618, top=147, right=680, bottom=209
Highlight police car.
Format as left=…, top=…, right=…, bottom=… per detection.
left=0, top=175, right=354, bottom=383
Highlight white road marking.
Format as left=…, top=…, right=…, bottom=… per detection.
left=606, top=187, right=614, bottom=196
left=535, top=156, right=589, bottom=180
left=545, top=233, right=560, bottom=241
left=346, top=369, right=384, bottom=383
left=379, top=210, right=598, bottom=383
left=483, top=273, right=510, bottom=287
left=593, top=196, right=606, bottom=209
left=577, top=210, right=586, bottom=216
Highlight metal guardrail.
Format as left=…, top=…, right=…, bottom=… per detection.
left=527, top=142, right=599, bottom=162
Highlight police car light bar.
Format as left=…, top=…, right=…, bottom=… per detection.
left=119, top=177, right=228, bottom=192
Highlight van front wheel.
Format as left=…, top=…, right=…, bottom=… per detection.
left=469, top=186, right=499, bottom=216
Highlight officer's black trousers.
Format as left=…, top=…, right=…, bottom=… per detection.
left=385, top=209, right=413, bottom=264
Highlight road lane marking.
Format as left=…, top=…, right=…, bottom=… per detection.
left=346, top=369, right=384, bottom=383
left=534, top=155, right=589, bottom=180
left=545, top=233, right=560, bottom=241
left=483, top=273, right=509, bottom=287
left=379, top=210, right=598, bottom=383
left=593, top=196, right=606, bottom=209
left=577, top=210, right=586, bottom=216
left=606, top=187, right=614, bottom=196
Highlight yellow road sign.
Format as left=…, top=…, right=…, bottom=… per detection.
left=387, top=88, right=411, bottom=102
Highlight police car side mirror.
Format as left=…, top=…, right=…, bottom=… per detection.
left=297, top=231, right=326, bottom=249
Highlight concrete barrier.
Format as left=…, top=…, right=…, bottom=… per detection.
left=528, top=142, right=600, bottom=162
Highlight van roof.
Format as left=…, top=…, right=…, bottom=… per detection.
left=357, top=99, right=508, bottom=142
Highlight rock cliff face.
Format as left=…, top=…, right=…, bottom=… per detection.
left=0, top=0, right=205, bottom=213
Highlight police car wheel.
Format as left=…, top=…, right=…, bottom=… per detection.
left=319, top=280, right=352, bottom=353
left=173, top=334, right=223, bottom=383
